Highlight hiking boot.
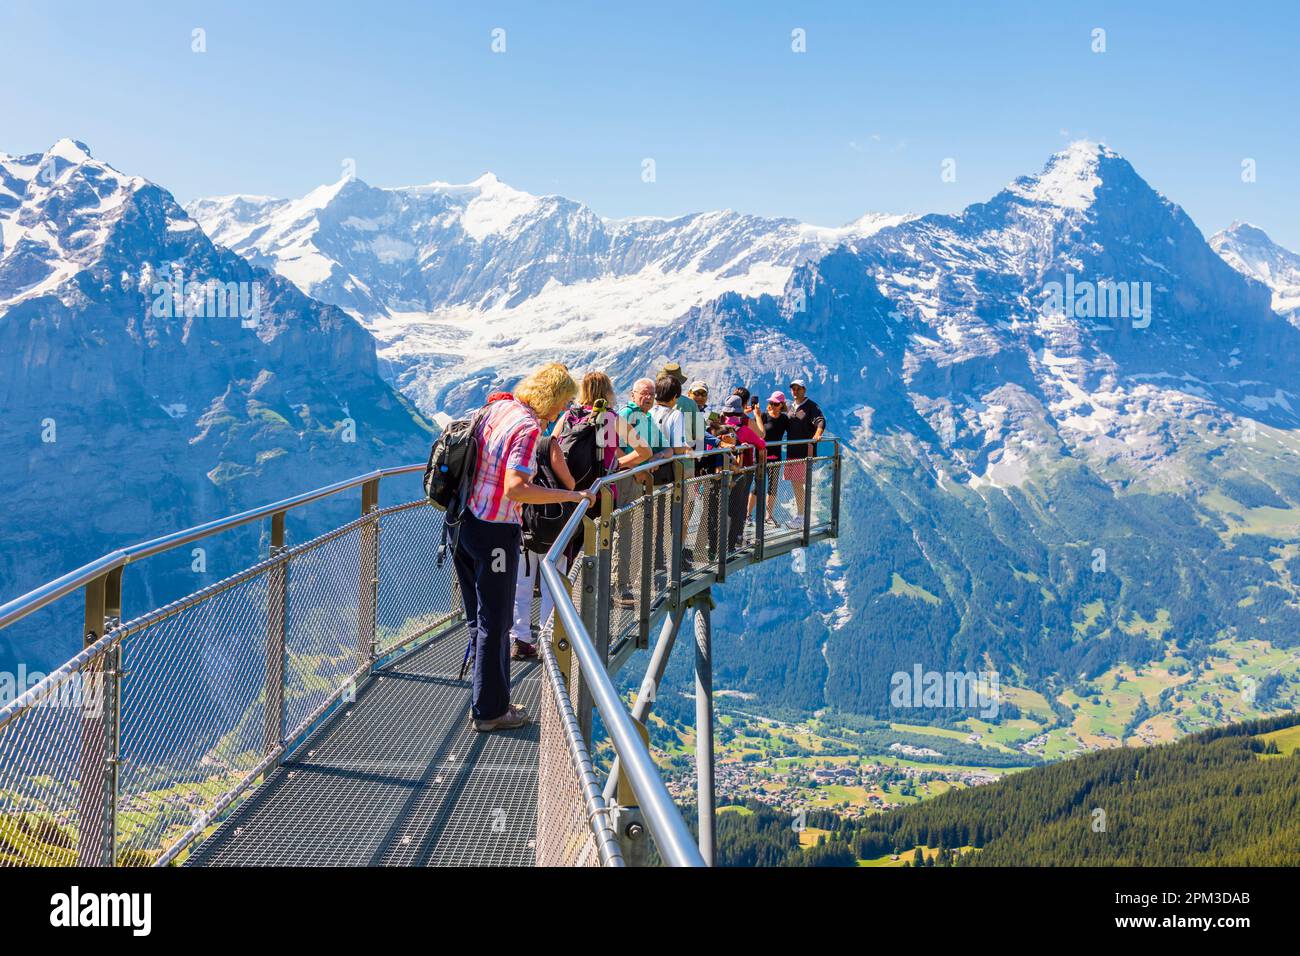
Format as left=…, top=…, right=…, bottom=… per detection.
left=472, top=703, right=529, bottom=732
left=511, top=639, right=538, bottom=660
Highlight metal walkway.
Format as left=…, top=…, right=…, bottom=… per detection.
left=186, top=626, right=540, bottom=867
left=0, top=439, right=841, bottom=868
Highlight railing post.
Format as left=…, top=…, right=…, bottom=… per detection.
left=802, top=447, right=814, bottom=547
left=264, top=511, right=287, bottom=758
left=358, top=478, right=380, bottom=674
left=830, top=440, right=842, bottom=538
left=576, top=514, right=600, bottom=744
left=670, top=460, right=684, bottom=609
left=717, top=456, right=732, bottom=583
left=79, top=567, right=122, bottom=867
left=595, top=487, right=614, bottom=668
left=693, top=592, right=715, bottom=866
left=754, top=455, right=767, bottom=561
left=639, top=478, right=653, bottom=645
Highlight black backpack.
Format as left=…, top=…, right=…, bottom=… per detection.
left=521, top=437, right=576, bottom=554
left=423, top=405, right=490, bottom=513
left=555, top=406, right=608, bottom=491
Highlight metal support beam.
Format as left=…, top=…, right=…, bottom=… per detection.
left=754, top=458, right=767, bottom=562
left=611, top=716, right=652, bottom=865
left=603, top=603, right=687, bottom=802
left=693, top=594, right=715, bottom=866
left=669, top=461, right=684, bottom=609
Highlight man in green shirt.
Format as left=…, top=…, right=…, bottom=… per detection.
left=617, top=376, right=663, bottom=457
left=614, top=377, right=665, bottom=604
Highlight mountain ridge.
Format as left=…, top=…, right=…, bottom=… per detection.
left=626, top=141, right=1300, bottom=731
left=186, top=168, right=912, bottom=413
left=6, top=137, right=1300, bottom=754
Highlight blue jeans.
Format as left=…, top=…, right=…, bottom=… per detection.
left=452, top=511, right=521, bottom=720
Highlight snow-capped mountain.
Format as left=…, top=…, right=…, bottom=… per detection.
left=187, top=175, right=909, bottom=414
left=633, top=142, right=1296, bottom=446
left=1210, top=221, right=1300, bottom=328
left=0, top=140, right=431, bottom=672
left=627, top=142, right=1300, bottom=717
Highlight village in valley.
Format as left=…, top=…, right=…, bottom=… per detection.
left=653, top=708, right=1015, bottom=822
left=646, top=639, right=1300, bottom=827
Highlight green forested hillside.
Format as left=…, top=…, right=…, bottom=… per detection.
left=716, top=713, right=1300, bottom=866
left=706, top=440, right=1300, bottom=722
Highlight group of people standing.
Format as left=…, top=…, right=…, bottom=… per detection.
left=447, top=360, right=827, bottom=732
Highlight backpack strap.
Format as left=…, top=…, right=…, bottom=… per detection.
left=437, top=403, right=493, bottom=566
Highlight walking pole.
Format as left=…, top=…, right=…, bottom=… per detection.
left=458, top=633, right=475, bottom=681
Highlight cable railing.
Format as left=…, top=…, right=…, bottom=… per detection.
left=0, top=435, right=841, bottom=867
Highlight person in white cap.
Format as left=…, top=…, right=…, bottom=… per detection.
left=688, top=381, right=709, bottom=414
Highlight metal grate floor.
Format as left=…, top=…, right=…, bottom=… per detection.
left=186, top=626, right=540, bottom=867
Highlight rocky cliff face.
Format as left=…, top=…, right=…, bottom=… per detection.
left=8, top=138, right=1300, bottom=732
left=1211, top=221, right=1300, bottom=329
left=0, top=141, right=431, bottom=672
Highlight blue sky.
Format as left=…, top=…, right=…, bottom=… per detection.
left=3, top=0, right=1298, bottom=246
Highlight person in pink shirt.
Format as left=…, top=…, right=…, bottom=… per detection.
left=720, top=394, right=767, bottom=467
left=719, top=394, right=766, bottom=551
left=454, top=363, right=594, bottom=732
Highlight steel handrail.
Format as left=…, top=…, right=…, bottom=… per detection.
left=539, top=487, right=703, bottom=866
left=537, top=438, right=834, bottom=867
left=0, top=437, right=831, bottom=631
left=0, top=463, right=426, bottom=631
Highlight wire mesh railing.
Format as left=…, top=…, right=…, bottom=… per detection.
left=535, top=558, right=621, bottom=866
left=0, top=637, right=114, bottom=866
left=114, top=563, right=275, bottom=866
left=375, top=501, right=460, bottom=658
left=0, top=464, right=462, bottom=867
left=536, top=438, right=842, bottom=867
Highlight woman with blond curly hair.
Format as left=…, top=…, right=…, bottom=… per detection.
left=455, top=363, right=594, bottom=732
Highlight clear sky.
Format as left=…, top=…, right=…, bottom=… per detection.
left=3, top=0, right=1298, bottom=247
